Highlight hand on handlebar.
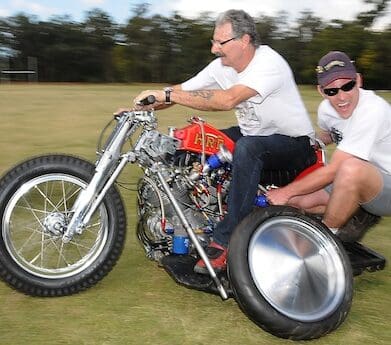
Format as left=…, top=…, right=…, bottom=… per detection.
left=113, top=90, right=163, bottom=116
left=133, top=90, right=165, bottom=110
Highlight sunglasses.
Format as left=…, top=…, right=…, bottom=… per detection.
left=323, top=80, right=356, bottom=97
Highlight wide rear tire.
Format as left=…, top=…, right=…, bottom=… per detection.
left=228, top=206, right=353, bottom=340
left=0, top=154, right=126, bottom=296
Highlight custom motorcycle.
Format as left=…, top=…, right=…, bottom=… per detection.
left=0, top=97, right=385, bottom=340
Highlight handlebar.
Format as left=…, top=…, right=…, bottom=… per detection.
left=137, top=95, right=156, bottom=106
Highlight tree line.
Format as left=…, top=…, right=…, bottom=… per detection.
left=0, top=1, right=390, bottom=89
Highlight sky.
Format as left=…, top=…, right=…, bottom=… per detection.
left=0, top=0, right=390, bottom=29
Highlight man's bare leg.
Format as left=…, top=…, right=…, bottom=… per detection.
left=323, top=158, right=383, bottom=228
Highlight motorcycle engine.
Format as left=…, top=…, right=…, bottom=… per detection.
left=136, top=154, right=230, bottom=261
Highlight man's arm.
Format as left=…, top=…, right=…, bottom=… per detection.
left=266, top=149, right=355, bottom=205
left=134, top=84, right=258, bottom=111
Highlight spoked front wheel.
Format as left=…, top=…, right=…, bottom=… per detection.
left=228, top=206, right=353, bottom=340
left=0, top=154, right=126, bottom=296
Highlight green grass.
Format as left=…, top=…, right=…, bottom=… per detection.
left=0, top=83, right=390, bottom=345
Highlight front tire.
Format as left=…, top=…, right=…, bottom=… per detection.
left=0, top=154, right=126, bottom=296
left=228, top=206, right=353, bottom=340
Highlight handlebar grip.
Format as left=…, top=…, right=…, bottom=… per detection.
left=137, top=95, right=156, bottom=106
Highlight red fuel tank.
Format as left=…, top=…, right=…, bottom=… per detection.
left=173, top=121, right=235, bottom=156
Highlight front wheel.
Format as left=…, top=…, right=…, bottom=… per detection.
left=228, top=206, right=353, bottom=340
left=0, top=154, right=126, bottom=296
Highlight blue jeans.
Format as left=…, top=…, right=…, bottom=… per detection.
left=213, top=131, right=315, bottom=247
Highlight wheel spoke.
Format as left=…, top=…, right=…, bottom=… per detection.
left=20, top=195, right=46, bottom=228
left=54, top=184, right=82, bottom=213
left=34, top=185, right=60, bottom=212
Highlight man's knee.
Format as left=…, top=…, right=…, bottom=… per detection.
left=335, top=157, right=367, bottom=184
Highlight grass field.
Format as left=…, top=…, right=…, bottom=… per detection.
left=0, top=83, right=390, bottom=345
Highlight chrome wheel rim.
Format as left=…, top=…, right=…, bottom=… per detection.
left=248, top=216, right=346, bottom=322
left=2, top=174, right=108, bottom=279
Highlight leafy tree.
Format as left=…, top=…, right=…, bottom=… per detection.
left=82, top=9, right=117, bottom=81
left=356, top=0, right=389, bottom=27
left=0, top=1, right=389, bottom=88
left=164, top=13, right=213, bottom=83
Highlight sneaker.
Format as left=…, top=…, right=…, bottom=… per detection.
left=194, top=241, right=227, bottom=275
left=338, top=207, right=381, bottom=242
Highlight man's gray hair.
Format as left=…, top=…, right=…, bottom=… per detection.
left=215, top=9, right=260, bottom=47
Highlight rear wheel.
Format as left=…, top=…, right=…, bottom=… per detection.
left=0, top=154, right=126, bottom=296
left=228, top=206, right=353, bottom=340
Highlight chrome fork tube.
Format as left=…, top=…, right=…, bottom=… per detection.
left=62, top=114, right=133, bottom=243
left=81, top=155, right=129, bottom=226
left=62, top=154, right=129, bottom=243
left=156, top=167, right=228, bottom=300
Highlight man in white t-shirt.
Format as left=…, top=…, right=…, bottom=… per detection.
left=134, top=10, right=316, bottom=274
left=267, top=51, right=391, bottom=239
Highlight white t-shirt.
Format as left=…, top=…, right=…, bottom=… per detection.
left=181, top=45, right=314, bottom=139
left=318, top=89, right=391, bottom=174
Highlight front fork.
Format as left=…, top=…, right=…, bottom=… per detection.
left=62, top=154, right=129, bottom=243
left=62, top=113, right=134, bottom=243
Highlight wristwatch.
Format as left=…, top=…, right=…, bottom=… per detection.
left=163, top=87, right=173, bottom=104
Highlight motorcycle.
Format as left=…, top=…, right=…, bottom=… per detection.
left=0, top=97, right=386, bottom=340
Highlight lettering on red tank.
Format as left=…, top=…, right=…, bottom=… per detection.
left=194, top=133, right=225, bottom=151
